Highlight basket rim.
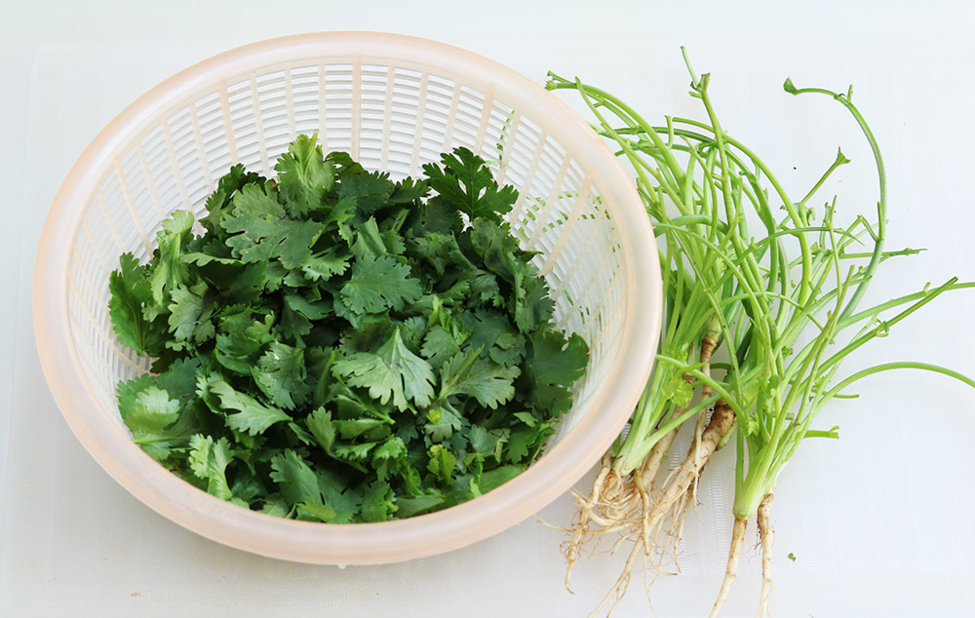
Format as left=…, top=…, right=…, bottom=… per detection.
left=32, top=31, right=662, bottom=565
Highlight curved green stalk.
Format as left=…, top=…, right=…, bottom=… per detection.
left=822, top=362, right=975, bottom=401
left=784, top=79, right=887, bottom=322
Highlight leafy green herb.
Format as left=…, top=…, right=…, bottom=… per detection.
left=108, top=137, right=588, bottom=523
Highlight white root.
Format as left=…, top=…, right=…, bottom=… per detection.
left=564, top=455, right=617, bottom=592
left=675, top=331, right=720, bottom=569
left=563, top=334, right=734, bottom=616
left=757, top=492, right=775, bottom=617
left=710, top=516, right=748, bottom=618
left=589, top=483, right=653, bottom=618
left=653, top=401, right=735, bottom=524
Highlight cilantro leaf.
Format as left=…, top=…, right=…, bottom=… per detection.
left=122, top=384, right=180, bottom=431
left=340, top=255, right=422, bottom=316
left=108, top=252, right=153, bottom=352
left=301, top=246, right=350, bottom=282
left=461, top=308, right=524, bottom=366
left=201, top=164, right=265, bottom=235
left=507, top=422, right=553, bottom=464
left=513, top=274, right=556, bottom=334
left=336, top=169, right=396, bottom=219
left=480, top=464, right=524, bottom=493
left=274, top=134, right=335, bottom=217
left=338, top=314, right=396, bottom=354
left=315, top=469, right=363, bottom=523
left=270, top=449, right=321, bottom=507
left=295, top=500, right=339, bottom=523
left=118, top=385, right=183, bottom=461
left=331, top=440, right=380, bottom=463
left=334, top=417, right=390, bottom=440
left=214, top=309, right=274, bottom=375
left=662, top=372, right=695, bottom=408
left=372, top=435, right=407, bottom=482
left=222, top=184, right=325, bottom=269
left=306, top=406, right=337, bottom=454
left=421, top=325, right=462, bottom=371
left=523, top=331, right=588, bottom=417
left=252, top=341, right=310, bottom=410
left=152, top=356, right=202, bottom=404
left=333, top=328, right=435, bottom=412
left=351, top=217, right=391, bottom=261
left=439, top=350, right=520, bottom=409
left=167, top=281, right=210, bottom=344
left=426, top=443, right=457, bottom=484
left=187, top=434, right=239, bottom=503
left=186, top=246, right=267, bottom=305
left=469, top=270, right=504, bottom=307
left=467, top=425, right=508, bottom=462
left=394, top=493, right=445, bottom=519
left=261, top=495, right=291, bottom=517
left=281, top=292, right=331, bottom=339
left=360, top=479, right=397, bottom=522
left=205, top=374, right=291, bottom=436
left=468, top=218, right=521, bottom=283
left=529, top=330, right=589, bottom=386
left=148, top=210, right=195, bottom=305
left=424, top=404, right=465, bottom=442
left=284, top=291, right=331, bottom=320
left=389, top=176, right=429, bottom=205
left=423, top=147, right=517, bottom=223
left=409, top=231, right=476, bottom=278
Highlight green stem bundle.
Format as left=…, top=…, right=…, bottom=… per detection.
left=548, top=49, right=973, bottom=616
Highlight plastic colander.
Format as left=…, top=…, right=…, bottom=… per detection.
left=32, top=32, right=661, bottom=565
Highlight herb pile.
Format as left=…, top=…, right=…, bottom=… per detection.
left=108, top=136, right=589, bottom=523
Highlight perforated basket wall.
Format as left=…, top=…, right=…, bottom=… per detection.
left=35, top=32, right=660, bottom=564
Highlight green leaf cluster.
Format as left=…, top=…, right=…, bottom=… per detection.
left=108, top=136, right=589, bottom=522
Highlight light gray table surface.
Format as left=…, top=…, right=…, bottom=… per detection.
left=3, top=2, right=974, bottom=616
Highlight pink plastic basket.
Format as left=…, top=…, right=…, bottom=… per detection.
left=33, top=32, right=661, bottom=565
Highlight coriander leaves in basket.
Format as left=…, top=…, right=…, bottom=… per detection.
left=108, top=136, right=589, bottom=523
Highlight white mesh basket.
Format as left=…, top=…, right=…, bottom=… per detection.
left=33, top=32, right=661, bottom=565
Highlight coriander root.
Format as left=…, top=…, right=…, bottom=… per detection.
left=564, top=456, right=618, bottom=591
left=757, top=492, right=775, bottom=617
left=646, top=399, right=734, bottom=553
left=690, top=328, right=721, bottom=504
left=710, top=516, right=747, bottom=618
left=656, top=401, right=735, bottom=515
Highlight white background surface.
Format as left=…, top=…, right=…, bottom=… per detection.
left=3, top=1, right=975, bottom=617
